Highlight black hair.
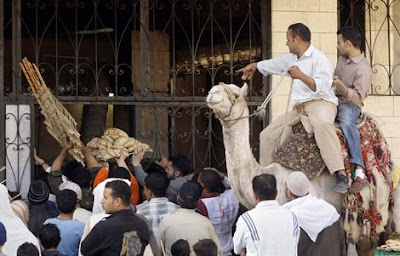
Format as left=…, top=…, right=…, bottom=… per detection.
left=198, top=169, right=224, bottom=193
left=109, top=167, right=131, bottom=180
left=193, top=239, right=218, bottom=256
left=69, top=166, right=91, bottom=189
left=38, top=224, right=61, bottom=250
left=144, top=172, right=170, bottom=197
left=145, top=161, right=166, bottom=175
left=17, top=242, right=39, bottom=256
left=170, top=155, right=194, bottom=176
left=252, top=174, right=277, bottom=201
left=56, top=189, right=77, bottom=214
left=62, top=160, right=82, bottom=178
left=171, top=239, right=190, bottom=256
left=107, top=159, right=118, bottom=172
left=190, top=168, right=202, bottom=182
left=288, top=23, right=311, bottom=42
left=105, top=180, right=131, bottom=206
left=178, top=181, right=202, bottom=209
left=337, top=26, right=362, bottom=48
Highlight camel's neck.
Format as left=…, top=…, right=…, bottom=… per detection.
left=222, top=107, right=260, bottom=175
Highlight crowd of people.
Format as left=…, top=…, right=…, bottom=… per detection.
left=0, top=23, right=369, bottom=256
left=0, top=140, right=344, bottom=256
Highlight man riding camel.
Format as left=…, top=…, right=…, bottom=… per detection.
left=333, top=27, right=372, bottom=193
left=240, top=23, right=348, bottom=193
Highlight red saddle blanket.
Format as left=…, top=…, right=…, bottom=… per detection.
left=274, top=113, right=391, bottom=181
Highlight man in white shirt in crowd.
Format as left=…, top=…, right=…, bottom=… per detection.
left=159, top=182, right=223, bottom=256
left=240, top=23, right=348, bottom=193
left=233, top=174, right=299, bottom=256
left=283, top=171, right=344, bottom=256
left=196, top=168, right=239, bottom=256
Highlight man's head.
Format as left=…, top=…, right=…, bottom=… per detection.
left=17, top=242, right=39, bottom=256
left=63, top=161, right=92, bottom=189
left=286, top=171, right=310, bottom=200
left=56, top=189, right=77, bottom=214
left=109, top=167, right=131, bottom=180
left=28, top=180, right=50, bottom=205
left=144, top=172, right=170, bottom=199
left=171, top=239, right=190, bottom=256
left=101, top=180, right=131, bottom=214
left=177, top=181, right=202, bottom=209
left=0, top=221, right=6, bottom=250
left=38, top=224, right=61, bottom=251
left=252, top=174, right=277, bottom=202
left=336, top=27, right=362, bottom=57
left=165, top=155, right=193, bottom=179
left=286, top=23, right=311, bottom=54
left=198, top=169, right=223, bottom=194
left=59, top=181, right=82, bottom=203
left=193, top=239, right=218, bottom=256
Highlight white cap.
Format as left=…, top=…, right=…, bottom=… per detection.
left=286, top=171, right=309, bottom=197
left=59, top=181, right=82, bottom=201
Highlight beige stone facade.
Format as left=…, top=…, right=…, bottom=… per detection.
left=269, top=0, right=400, bottom=163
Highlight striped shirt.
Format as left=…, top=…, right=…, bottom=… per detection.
left=137, top=197, right=179, bottom=238
left=233, top=200, right=299, bottom=256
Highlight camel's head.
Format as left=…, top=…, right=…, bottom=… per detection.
left=206, top=82, right=248, bottom=124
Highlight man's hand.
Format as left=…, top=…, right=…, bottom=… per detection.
left=63, top=137, right=73, bottom=151
left=203, top=167, right=225, bottom=180
left=288, top=65, right=316, bottom=91
left=131, top=149, right=145, bottom=167
left=287, top=65, right=304, bottom=79
left=332, top=76, right=343, bottom=87
left=33, top=148, right=44, bottom=165
left=116, top=149, right=129, bottom=170
left=332, top=76, right=348, bottom=96
left=118, top=150, right=128, bottom=161
left=156, top=155, right=169, bottom=169
left=238, top=63, right=258, bottom=80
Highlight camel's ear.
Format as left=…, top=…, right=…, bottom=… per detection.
left=240, top=83, right=248, bottom=97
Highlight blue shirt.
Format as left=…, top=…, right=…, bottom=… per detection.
left=44, top=218, right=85, bottom=256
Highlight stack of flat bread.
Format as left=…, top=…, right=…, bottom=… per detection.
left=87, top=128, right=152, bottom=161
left=20, top=58, right=85, bottom=165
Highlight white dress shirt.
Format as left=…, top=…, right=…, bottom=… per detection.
left=257, top=44, right=338, bottom=106
left=233, top=200, right=299, bottom=256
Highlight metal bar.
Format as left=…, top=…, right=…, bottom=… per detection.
left=140, top=0, right=150, bottom=96
left=260, top=0, right=271, bottom=128
left=74, top=2, right=79, bottom=97
left=385, top=1, right=392, bottom=95
left=29, top=98, right=34, bottom=184
left=0, top=0, right=5, bottom=169
left=12, top=0, right=21, bottom=98
left=53, top=96, right=264, bottom=106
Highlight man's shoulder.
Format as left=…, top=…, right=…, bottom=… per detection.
left=159, top=209, right=180, bottom=221
left=251, top=202, right=292, bottom=216
left=109, top=210, right=148, bottom=226
left=358, top=57, right=372, bottom=71
left=44, top=218, right=85, bottom=229
left=310, top=46, right=330, bottom=61
left=43, top=217, right=57, bottom=224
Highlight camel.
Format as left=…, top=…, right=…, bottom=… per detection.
left=206, top=82, right=396, bottom=245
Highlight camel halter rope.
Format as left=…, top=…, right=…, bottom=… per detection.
left=219, top=69, right=293, bottom=150
left=221, top=68, right=291, bottom=122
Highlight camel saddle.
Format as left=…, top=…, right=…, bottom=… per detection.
left=273, top=113, right=391, bottom=180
